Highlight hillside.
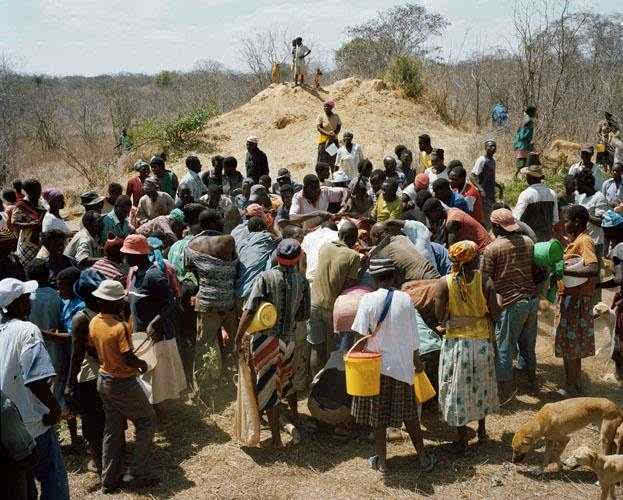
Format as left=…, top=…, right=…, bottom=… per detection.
left=195, top=78, right=476, bottom=179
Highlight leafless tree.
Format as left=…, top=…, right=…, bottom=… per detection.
left=238, top=27, right=292, bottom=91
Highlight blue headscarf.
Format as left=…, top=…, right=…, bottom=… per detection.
left=147, top=236, right=166, bottom=272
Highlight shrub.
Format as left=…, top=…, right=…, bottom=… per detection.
left=385, top=56, right=423, bottom=99
left=130, top=106, right=218, bottom=155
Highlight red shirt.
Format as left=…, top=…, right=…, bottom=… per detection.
left=126, top=176, right=144, bottom=207
left=459, top=182, right=485, bottom=225
left=447, top=208, right=492, bottom=253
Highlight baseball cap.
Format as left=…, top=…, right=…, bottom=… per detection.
left=92, top=279, right=126, bottom=302
left=0, top=278, right=38, bottom=310
left=490, top=208, right=519, bottom=232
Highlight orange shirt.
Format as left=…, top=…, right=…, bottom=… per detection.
left=460, top=182, right=485, bottom=225
left=88, top=313, right=136, bottom=378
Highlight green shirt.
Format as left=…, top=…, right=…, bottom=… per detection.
left=100, top=210, right=132, bottom=244
left=168, top=234, right=196, bottom=286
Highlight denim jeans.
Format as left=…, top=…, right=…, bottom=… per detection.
left=46, top=342, right=71, bottom=410
left=33, top=428, right=69, bottom=500
left=494, top=297, right=539, bottom=382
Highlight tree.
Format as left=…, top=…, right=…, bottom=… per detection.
left=0, top=54, right=24, bottom=185
left=336, top=3, right=449, bottom=78
left=238, top=27, right=292, bottom=91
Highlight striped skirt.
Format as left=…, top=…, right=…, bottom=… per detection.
left=250, top=333, right=296, bottom=412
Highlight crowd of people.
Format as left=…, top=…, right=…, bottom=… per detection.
left=2, top=99, right=623, bottom=496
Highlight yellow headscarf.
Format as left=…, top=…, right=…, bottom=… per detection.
left=448, top=240, right=478, bottom=301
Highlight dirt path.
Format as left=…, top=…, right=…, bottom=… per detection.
left=61, top=294, right=620, bottom=499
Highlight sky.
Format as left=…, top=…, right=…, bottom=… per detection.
left=1, top=0, right=620, bottom=76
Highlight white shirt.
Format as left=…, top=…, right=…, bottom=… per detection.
left=290, top=186, right=346, bottom=216
left=513, top=183, right=560, bottom=223
left=177, top=170, right=207, bottom=204
left=402, top=183, right=417, bottom=204
left=425, top=167, right=448, bottom=193
left=351, top=289, right=420, bottom=384
left=334, top=144, right=364, bottom=179
left=602, top=178, right=623, bottom=206
left=575, top=190, right=608, bottom=246
left=401, top=220, right=436, bottom=266
left=0, top=319, right=56, bottom=439
left=569, top=162, right=606, bottom=191
left=42, top=212, right=69, bottom=234
left=301, top=226, right=339, bottom=281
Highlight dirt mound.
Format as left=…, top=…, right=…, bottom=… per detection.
left=194, top=78, right=474, bottom=179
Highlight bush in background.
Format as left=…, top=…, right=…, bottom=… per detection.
left=385, top=56, right=423, bottom=99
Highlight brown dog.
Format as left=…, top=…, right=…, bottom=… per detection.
left=512, top=398, right=623, bottom=473
left=571, top=446, right=623, bottom=500
left=271, top=63, right=281, bottom=84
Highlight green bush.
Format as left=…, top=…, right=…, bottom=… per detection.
left=385, top=56, right=424, bottom=98
left=130, top=106, right=218, bottom=155
left=501, top=155, right=570, bottom=206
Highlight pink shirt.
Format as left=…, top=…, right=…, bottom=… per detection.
left=289, top=186, right=346, bottom=216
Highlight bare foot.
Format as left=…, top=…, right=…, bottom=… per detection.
left=544, top=462, right=561, bottom=473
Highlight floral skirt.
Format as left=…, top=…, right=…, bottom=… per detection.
left=351, top=374, right=417, bottom=428
left=438, top=338, right=499, bottom=427
left=555, top=294, right=595, bottom=359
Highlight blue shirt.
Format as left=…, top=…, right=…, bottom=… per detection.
left=449, top=191, right=471, bottom=214
left=431, top=242, right=451, bottom=276
left=29, top=287, right=62, bottom=332
left=234, top=230, right=277, bottom=299
left=100, top=209, right=132, bottom=244
left=61, top=297, right=85, bottom=333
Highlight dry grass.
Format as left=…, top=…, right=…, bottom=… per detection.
left=59, top=292, right=620, bottom=499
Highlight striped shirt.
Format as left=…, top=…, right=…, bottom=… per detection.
left=482, top=234, right=536, bottom=308
left=91, top=257, right=128, bottom=285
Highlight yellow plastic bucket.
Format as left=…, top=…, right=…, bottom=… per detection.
left=413, top=371, right=436, bottom=404
left=596, top=143, right=606, bottom=153
left=246, top=302, right=277, bottom=334
left=344, top=336, right=381, bottom=396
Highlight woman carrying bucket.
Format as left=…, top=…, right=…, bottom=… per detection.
left=435, top=241, right=501, bottom=454
left=349, top=258, right=435, bottom=474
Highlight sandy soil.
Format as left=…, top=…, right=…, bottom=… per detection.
left=60, top=292, right=622, bottom=499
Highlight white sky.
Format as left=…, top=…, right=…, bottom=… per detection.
left=1, top=0, right=620, bottom=76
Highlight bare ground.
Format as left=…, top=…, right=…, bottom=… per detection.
left=60, top=294, right=621, bottom=499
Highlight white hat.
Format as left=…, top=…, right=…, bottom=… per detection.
left=92, top=279, right=126, bottom=302
left=246, top=136, right=259, bottom=144
left=0, top=278, right=38, bottom=310
left=332, top=169, right=350, bottom=184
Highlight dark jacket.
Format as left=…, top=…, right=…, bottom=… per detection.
left=245, top=149, right=269, bottom=183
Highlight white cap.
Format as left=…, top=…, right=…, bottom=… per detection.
left=0, top=279, right=38, bottom=310
left=246, top=136, right=259, bottom=144
left=92, top=280, right=126, bottom=302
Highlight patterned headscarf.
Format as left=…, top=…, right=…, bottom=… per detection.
left=169, top=208, right=185, bottom=223
left=448, top=240, right=478, bottom=301
left=325, top=99, right=336, bottom=109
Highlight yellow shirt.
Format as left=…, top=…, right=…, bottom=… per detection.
left=373, top=194, right=402, bottom=222
left=88, top=313, right=137, bottom=378
left=445, top=271, right=491, bottom=340
left=316, top=112, right=341, bottom=144
left=418, top=151, right=432, bottom=174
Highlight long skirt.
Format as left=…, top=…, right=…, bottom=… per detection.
left=555, top=294, right=595, bottom=359
left=140, top=338, right=187, bottom=404
left=438, top=338, right=499, bottom=427
left=351, top=374, right=417, bottom=428
left=317, top=139, right=339, bottom=167
left=250, top=333, right=295, bottom=412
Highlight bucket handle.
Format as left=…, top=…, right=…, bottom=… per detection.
left=346, top=334, right=373, bottom=358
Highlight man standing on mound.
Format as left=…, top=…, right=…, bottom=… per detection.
left=292, top=37, right=311, bottom=87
